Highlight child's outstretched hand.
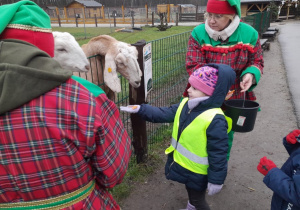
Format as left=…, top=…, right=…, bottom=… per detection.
left=257, top=156, right=277, bottom=176
left=286, top=129, right=300, bottom=144
left=207, top=183, right=223, bottom=196
left=120, top=105, right=140, bottom=113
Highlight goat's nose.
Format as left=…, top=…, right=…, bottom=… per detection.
left=85, top=65, right=90, bottom=71
left=135, top=81, right=140, bottom=86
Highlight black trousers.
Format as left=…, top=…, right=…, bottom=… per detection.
left=186, top=186, right=210, bottom=210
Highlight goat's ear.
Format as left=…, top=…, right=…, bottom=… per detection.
left=104, top=52, right=121, bottom=93
left=115, top=52, right=127, bottom=65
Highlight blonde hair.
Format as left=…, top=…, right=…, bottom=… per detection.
left=224, top=14, right=235, bottom=20
left=204, top=12, right=235, bottom=21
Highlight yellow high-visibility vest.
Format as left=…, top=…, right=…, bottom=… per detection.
left=165, top=98, right=232, bottom=174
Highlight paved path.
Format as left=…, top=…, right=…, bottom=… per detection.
left=278, top=20, right=300, bottom=127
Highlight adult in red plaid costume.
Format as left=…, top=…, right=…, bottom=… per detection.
left=0, top=1, right=131, bottom=209
left=183, top=0, right=264, bottom=161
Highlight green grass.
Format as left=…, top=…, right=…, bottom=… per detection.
left=111, top=124, right=173, bottom=204
left=110, top=139, right=167, bottom=204
left=52, top=25, right=196, bottom=45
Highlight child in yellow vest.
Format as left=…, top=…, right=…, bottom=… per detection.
left=121, top=63, right=236, bottom=210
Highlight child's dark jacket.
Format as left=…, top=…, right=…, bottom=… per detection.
left=263, top=138, right=300, bottom=210
left=138, top=63, right=236, bottom=191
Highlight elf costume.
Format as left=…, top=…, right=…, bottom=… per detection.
left=0, top=1, right=131, bottom=209
left=183, top=0, right=264, bottom=160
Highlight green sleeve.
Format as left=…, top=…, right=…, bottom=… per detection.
left=241, top=66, right=261, bottom=91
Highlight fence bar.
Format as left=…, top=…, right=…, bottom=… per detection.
left=152, top=12, right=154, bottom=26
left=130, top=40, right=147, bottom=163
left=94, top=14, right=97, bottom=27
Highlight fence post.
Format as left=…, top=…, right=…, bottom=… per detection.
left=114, top=15, right=116, bottom=27
left=176, top=12, right=178, bottom=26
left=286, top=4, right=290, bottom=20
left=94, top=14, right=97, bottom=27
left=179, top=5, right=182, bottom=22
left=102, top=6, right=105, bottom=20
left=122, top=4, right=125, bottom=22
left=196, top=5, right=198, bottom=21
left=56, top=7, right=61, bottom=27
left=130, top=40, right=147, bottom=164
left=64, top=7, right=68, bottom=23
left=146, top=3, right=148, bottom=24
left=58, top=13, right=61, bottom=27
left=259, top=12, right=264, bottom=35
left=131, top=13, right=135, bottom=28
left=75, top=15, right=78, bottom=27
left=152, top=12, right=154, bottom=26
left=167, top=4, right=170, bottom=23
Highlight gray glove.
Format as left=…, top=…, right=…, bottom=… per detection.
left=207, top=182, right=223, bottom=196
left=120, top=105, right=141, bottom=113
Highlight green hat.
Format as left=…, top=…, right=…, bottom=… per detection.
left=0, top=0, right=54, bottom=57
left=228, top=0, right=241, bottom=18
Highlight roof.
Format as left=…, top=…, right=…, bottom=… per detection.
left=177, top=4, right=196, bottom=8
left=68, top=0, right=102, bottom=7
left=46, top=6, right=57, bottom=10
left=241, top=0, right=281, bottom=3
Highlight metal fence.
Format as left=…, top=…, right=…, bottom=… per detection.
left=241, top=11, right=271, bottom=36
left=142, top=31, right=191, bottom=148
left=77, top=31, right=191, bottom=161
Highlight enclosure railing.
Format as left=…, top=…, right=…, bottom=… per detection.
left=77, top=31, right=191, bottom=163
left=241, top=11, right=271, bottom=36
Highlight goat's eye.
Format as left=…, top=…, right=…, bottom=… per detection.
left=57, top=48, right=67, bottom=52
left=117, top=62, right=125, bottom=67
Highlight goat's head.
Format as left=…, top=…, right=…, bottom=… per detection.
left=53, top=31, right=90, bottom=72
left=114, top=42, right=142, bottom=88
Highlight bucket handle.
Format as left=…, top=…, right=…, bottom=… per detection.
left=242, top=92, right=246, bottom=108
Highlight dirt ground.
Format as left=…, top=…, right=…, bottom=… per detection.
left=120, top=21, right=298, bottom=210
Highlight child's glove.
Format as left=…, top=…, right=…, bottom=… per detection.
left=286, top=129, right=300, bottom=144
left=207, top=183, right=223, bottom=196
left=257, top=156, right=277, bottom=176
left=120, top=105, right=140, bottom=113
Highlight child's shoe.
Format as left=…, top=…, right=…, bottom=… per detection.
left=180, top=201, right=196, bottom=210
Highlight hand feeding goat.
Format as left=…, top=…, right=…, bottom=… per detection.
left=53, top=32, right=142, bottom=101
left=53, top=31, right=90, bottom=72
left=81, top=35, right=142, bottom=100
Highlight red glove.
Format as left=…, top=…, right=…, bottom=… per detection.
left=257, top=156, right=277, bottom=176
left=286, top=129, right=300, bottom=144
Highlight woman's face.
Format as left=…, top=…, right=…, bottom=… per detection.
left=207, top=13, right=232, bottom=31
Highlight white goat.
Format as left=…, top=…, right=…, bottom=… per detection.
left=81, top=35, right=142, bottom=100
left=53, top=33, right=142, bottom=100
left=53, top=31, right=90, bottom=72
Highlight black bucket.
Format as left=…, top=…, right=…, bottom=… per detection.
left=224, top=99, right=259, bottom=133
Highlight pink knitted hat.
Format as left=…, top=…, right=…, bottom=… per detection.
left=188, top=66, right=218, bottom=96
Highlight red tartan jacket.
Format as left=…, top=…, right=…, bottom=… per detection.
left=184, top=22, right=264, bottom=101
left=0, top=75, right=131, bottom=210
